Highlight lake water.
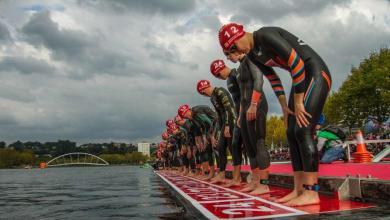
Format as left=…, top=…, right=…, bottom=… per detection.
left=0, top=166, right=184, bottom=219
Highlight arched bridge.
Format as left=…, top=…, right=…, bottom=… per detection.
left=46, top=152, right=109, bottom=167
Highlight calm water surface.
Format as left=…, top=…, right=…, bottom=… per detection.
left=0, top=166, right=184, bottom=219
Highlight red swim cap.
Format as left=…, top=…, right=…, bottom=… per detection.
left=218, top=23, right=245, bottom=50
left=197, top=79, right=211, bottom=94
left=158, top=141, right=165, bottom=148
left=174, top=115, right=182, bottom=123
left=178, top=104, right=190, bottom=118
left=210, top=59, right=226, bottom=76
left=166, top=119, right=175, bottom=127
left=162, top=131, right=169, bottom=140
left=168, top=124, right=178, bottom=134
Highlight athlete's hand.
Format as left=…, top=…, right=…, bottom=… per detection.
left=246, top=104, right=257, bottom=121
left=181, top=146, right=187, bottom=155
left=236, top=116, right=241, bottom=128
left=211, top=136, right=217, bottom=148
left=203, top=135, right=209, bottom=145
left=282, top=106, right=294, bottom=128
left=224, top=126, right=231, bottom=138
left=198, top=142, right=205, bottom=151
left=294, top=102, right=311, bottom=127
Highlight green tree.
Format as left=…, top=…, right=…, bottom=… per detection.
left=324, top=48, right=390, bottom=130
left=266, top=116, right=287, bottom=149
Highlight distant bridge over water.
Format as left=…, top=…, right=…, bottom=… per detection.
left=46, top=152, right=109, bottom=167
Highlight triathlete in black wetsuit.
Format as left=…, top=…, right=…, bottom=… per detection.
left=175, top=115, right=198, bottom=176
left=218, top=23, right=332, bottom=206
left=196, top=79, right=236, bottom=184
left=169, top=123, right=188, bottom=175
left=210, top=59, right=244, bottom=187
left=167, top=126, right=180, bottom=170
left=225, top=54, right=273, bottom=195
left=178, top=104, right=218, bottom=180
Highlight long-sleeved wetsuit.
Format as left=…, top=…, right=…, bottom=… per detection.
left=248, top=27, right=332, bottom=172
left=210, top=87, right=236, bottom=171
left=227, top=69, right=243, bottom=166
left=237, top=56, right=270, bottom=170
left=191, top=105, right=217, bottom=166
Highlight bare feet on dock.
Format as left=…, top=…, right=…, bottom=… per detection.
left=249, top=183, right=270, bottom=195
left=222, top=179, right=242, bottom=188
left=203, top=174, right=214, bottom=181
left=210, top=173, right=225, bottom=184
left=239, top=182, right=256, bottom=192
left=275, top=189, right=301, bottom=203
left=284, top=190, right=320, bottom=206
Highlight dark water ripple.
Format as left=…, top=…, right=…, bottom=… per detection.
left=0, top=166, right=184, bottom=220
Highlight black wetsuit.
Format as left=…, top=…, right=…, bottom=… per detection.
left=210, top=87, right=236, bottom=171
left=168, top=136, right=180, bottom=167
left=237, top=56, right=270, bottom=170
left=180, top=120, right=198, bottom=170
left=227, top=69, right=243, bottom=166
left=191, top=105, right=217, bottom=166
left=172, top=127, right=188, bottom=168
left=248, top=27, right=332, bottom=172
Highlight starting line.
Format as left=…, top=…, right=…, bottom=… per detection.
left=155, top=171, right=375, bottom=219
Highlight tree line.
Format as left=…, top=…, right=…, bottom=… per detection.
left=0, top=140, right=157, bottom=168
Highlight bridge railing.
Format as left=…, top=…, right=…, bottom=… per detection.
left=46, top=152, right=109, bottom=167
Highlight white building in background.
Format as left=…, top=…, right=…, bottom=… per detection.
left=137, top=143, right=150, bottom=156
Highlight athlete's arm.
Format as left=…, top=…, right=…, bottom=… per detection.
left=258, top=29, right=311, bottom=127
left=257, top=29, right=305, bottom=94
left=218, top=89, right=235, bottom=126
left=245, top=58, right=263, bottom=121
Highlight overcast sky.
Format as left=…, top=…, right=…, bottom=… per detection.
left=0, top=0, right=389, bottom=144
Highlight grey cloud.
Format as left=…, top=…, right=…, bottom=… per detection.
left=0, top=114, right=18, bottom=126
left=0, top=56, right=55, bottom=75
left=230, top=14, right=251, bottom=25
left=0, top=86, right=36, bottom=103
left=21, top=10, right=91, bottom=62
left=199, top=15, right=222, bottom=31
left=175, top=14, right=221, bottom=34
left=220, top=0, right=351, bottom=23
left=78, top=0, right=196, bottom=15
left=20, top=11, right=137, bottom=79
left=0, top=20, right=11, bottom=41
left=144, top=42, right=178, bottom=63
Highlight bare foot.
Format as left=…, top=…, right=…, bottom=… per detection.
left=249, top=183, right=270, bottom=195
left=210, top=173, right=225, bottom=184
left=203, top=174, right=214, bottom=181
left=239, top=182, right=256, bottom=192
left=275, top=189, right=301, bottom=203
left=284, top=190, right=320, bottom=207
left=222, top=179, right=242, bottom=188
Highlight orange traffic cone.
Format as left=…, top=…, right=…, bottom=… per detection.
left=352, top=130, right=373, bottom=163
left=40, top=162, right=47, bottom=169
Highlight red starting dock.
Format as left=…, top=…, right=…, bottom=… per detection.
left=155, top=171, right=376, bottom=219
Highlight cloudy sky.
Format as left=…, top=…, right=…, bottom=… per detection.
left=0, top=0, right=389, bottom=144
